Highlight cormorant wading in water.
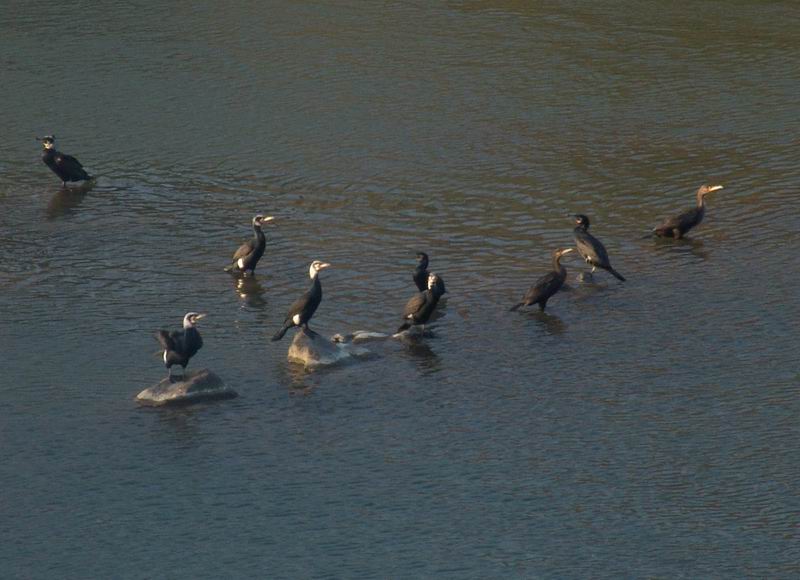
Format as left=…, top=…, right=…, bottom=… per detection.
left=653, top=184, right=723, bottom=239
left=572, top=214, right=625, bottom=281
left=272, top=260, right=330, bottom=341
left=224, top=215, right=275, bottom=276
left=397, top=272, right=444, bottom=334
left=37, top=135, right=93, bottom=186
left=156, top=312, right=205, bottom=378
left=510, top=248, right=574, bottom=312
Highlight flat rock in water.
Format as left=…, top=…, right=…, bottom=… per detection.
left=136, top=369, right=237, bottom=406
left=288, top=329, right=370, bottom=368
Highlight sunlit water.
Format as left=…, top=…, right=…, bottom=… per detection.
left=2, top=1, right=799, bottom=577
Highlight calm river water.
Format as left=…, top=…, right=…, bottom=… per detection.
left=2, top=1, right=799, bottom=578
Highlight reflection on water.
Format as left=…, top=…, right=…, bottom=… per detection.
left=233, top=275, right=268, bottom=309
left=652, top=237, right=710, bottom=261
left=523, top=310, right=567, bottom=336
left=45, top=181, right=95, bottom=219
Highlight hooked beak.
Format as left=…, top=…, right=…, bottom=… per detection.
left=707, top=185, right=723, bottom=193
left=261, top=216, right=275, bottom=223
left=562, top=248, right=575, bottom=255
left=195, top=313, right=207, bottom=321
left=318, top=262, right=331, bottom=269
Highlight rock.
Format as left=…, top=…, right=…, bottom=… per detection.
left=331, top=330, right=390, bottom=343
left=287, top=328, right=370, bottom=368
left=136, top=369, right=237, bottom=406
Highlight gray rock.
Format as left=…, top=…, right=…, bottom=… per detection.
left=136, top=369, right=237, bottom=406
left=287, top=329, right=370, bottom=368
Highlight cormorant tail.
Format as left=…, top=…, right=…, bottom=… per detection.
left=271, top=323, right=291, bottom=341
left=396, top=322, right=412, bottom=333
left=607, top=267, right=626, bottom=282
left=509, top=303, right=523, bottom=312
left=155, top=330, right=173, bottom=350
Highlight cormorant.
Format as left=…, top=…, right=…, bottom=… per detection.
left=510, top=248, right=574, bottom=312
left=272, top=260, right=330, bottom=341
left=155, top=312, right=205, bottom=378
left=224, top=215, right=275, bottom=276
left=572, top=214, right=625, bottom=281
left=653, top=184, right=723, bottom=239
left=413, top=252, right=447, bottom=296
left=397, top=272, right=443, bottom=334
left=37, top=135, right=93, bottom=186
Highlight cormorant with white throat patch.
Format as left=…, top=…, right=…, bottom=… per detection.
left=155, top=312, right=205, bottom=378
left=272, top=260, right=330, bottom=341
left=397, top=272, right=443, bottom=334
left=37, top=135, right=93, bottom=186
left=224, top=215, right=275, bottom=276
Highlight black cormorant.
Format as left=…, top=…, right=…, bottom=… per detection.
left=397, top=272, right=443, bottom=334
left=224, top=215, right=275, bottom=276
left=413, top=252, right=447, bottom=296
left=155, top=312, right=205, bottom=378
left=37, top=135, right=92, bottom=186
left=272, top=260, right=330, bottom=341
left=510, top=248, right=574, bottom=312
left=572, top=214, right=625, bottom=281
left=653, top=184, right=723, bottom=239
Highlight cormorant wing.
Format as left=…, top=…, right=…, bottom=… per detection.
left=402, top=291, right=428, bottom=318
left=285, top=289, right=312, bottom=319
left=575, top=231, right=610, bottom=266
left=657, top=207, right=700, bottom=233
left=156, top=329, right=177, bottom=351
left=524, top=271, right=559, bottom=302
left=232, top=239, right=255, bottom=261
left=55, top=153, right=85, bottom=172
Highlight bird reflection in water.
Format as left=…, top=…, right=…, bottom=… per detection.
left=525, top=310, right=566, bottom=336
left=233, top=275, right=267, bottom=308
left=653, top=236, right=710, bottom=261
left=45, top=180, right=95, bottom=220
left=401, top=337, right=442, bottom=375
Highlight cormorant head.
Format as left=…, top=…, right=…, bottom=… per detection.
left=415, top=252, right=429, bottom=267
left=37, top=135, right=56, bottom=150
left=253, top=215, right=275, bottom=227
left=573, top=214, right=590, bottom=228
left=309, top=260, right=331, bottom=278
left=553, top=247, right=575, bottom=262
left=183, top=312, right=206, bottom=328
left=697, top=184, right=723, bottom=198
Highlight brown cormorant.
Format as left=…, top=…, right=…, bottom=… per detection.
left=653, top=184, right=723, bottom=239
left=510, top=248, right=574, bottom=312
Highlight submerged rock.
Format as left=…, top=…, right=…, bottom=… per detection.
left=136, top=369, right=237, bottom=406
left=287, top=328, right=370, bottom=368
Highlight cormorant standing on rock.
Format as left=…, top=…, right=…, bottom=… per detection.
left=37, top=135, right=93, bottom=186
left=397, top=273, right=443, bottom=334
left=510, top=248, right=574, bottom=312
left=156, top=312, right=205, bottom=378
left=272, top=261, right=330, bottom=341
left=572, top=214, right=625, bottom=281
left=224, top=215, right=275, bottom=276
left=654, top=184, right=723, bottom=239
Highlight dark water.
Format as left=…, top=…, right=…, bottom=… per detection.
left=2, top=1, right=799, bottom=577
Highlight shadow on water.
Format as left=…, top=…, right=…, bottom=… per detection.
left=651, top=236, right=710, bottom=261
left=45, top=181, right=95, bottom=219
left=232, top=275, right=268, bottom=309
left=398, top=335, right=442, bottom=375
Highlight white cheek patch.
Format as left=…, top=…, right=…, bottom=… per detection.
left=237, top=258, right=244, bottom=268
left=292, top=314, right=301, bottom=325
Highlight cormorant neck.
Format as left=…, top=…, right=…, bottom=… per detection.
left=183, top=319, right=195, bottom=329
left=574, top=224, right=588, bottom=233
left=696, top=194, right=706, bottom=208
left=552, top=255, right=566, bottom=272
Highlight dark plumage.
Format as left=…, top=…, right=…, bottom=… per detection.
left=224, top=215, right=274, bottom=276
left=272, top=260, right=330, bottom=341
left=397, top=273, right=443, bottom=334
left=510, top=248, right=574, bottom=312
left=413, top=252, right=447, bottom=295
left=155, top=312, right=205, bottom=377
left=573, top=214, right=625, bottom=281
left=37, top=135, right=92, bottom=186
left=654, top=184, right=723, bottom=239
